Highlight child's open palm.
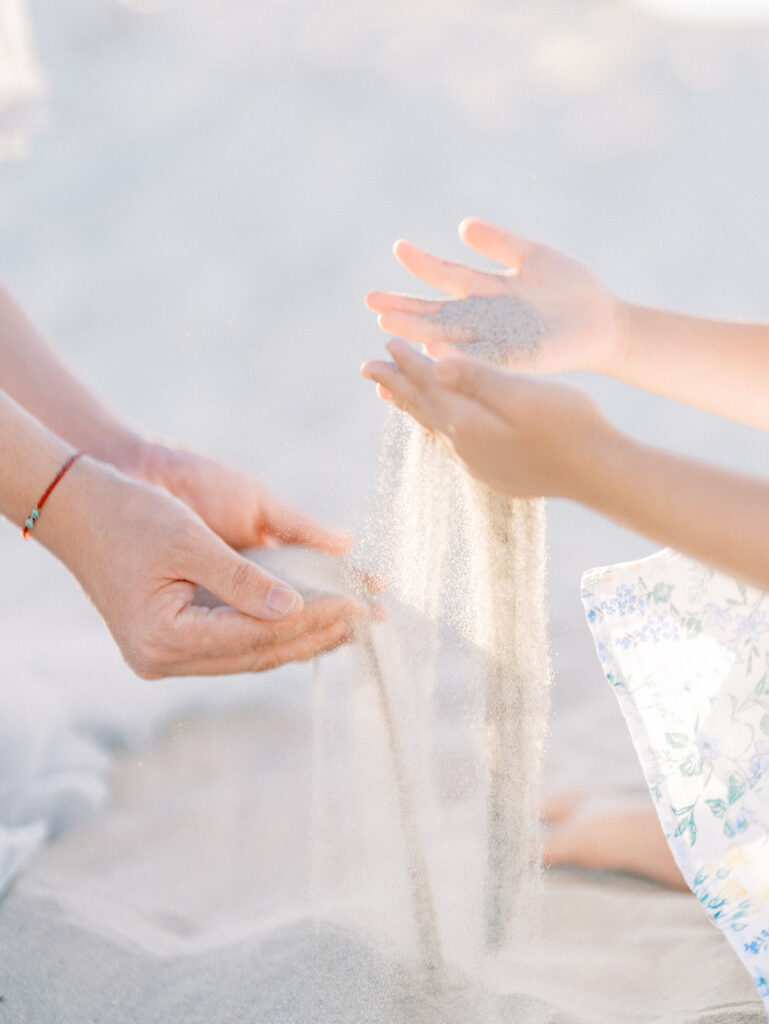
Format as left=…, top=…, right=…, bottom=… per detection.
left=366, top=218, right=622, bottom=375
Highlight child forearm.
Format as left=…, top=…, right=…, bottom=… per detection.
left=363, top=341, right=769, bottom=592
left=581, top=426, right=769, bottom=591
left=0, top=284, right=144, bottom=469
left=606, top=304, right=769, bottom=430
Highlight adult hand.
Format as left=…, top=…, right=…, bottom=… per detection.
left=366, top=218, right=624, bottom=375
left=361, top=339, right=613, bottom=500
left=44, top=458, right=371, bottom=679
left=121, top=443, right=351, bottom=556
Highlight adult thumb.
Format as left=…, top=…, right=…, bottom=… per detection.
left=195, top=533, right=303, bottom=620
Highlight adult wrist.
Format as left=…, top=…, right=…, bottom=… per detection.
left=32, top=454, right=138, bottom=574
left=94, top=430, right=151, bottom=480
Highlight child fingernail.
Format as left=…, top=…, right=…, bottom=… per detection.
left=435, top=361, right=459, bottom=386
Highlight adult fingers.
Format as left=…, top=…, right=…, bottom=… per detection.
left=261, top=493, right=352, bottom=556
left=377, top=310, right=473, bottom=346
left=192, top=531, right=303, bottom=620
left=458, top=218, right=535, bottom=270
left=365, top=291, right=444, bottom=316
left=393, top=240, right=505, bottom=299
left=168, top=592, right=367, bottom=667
left=343, top=563, right=388, bottom=596
left=158, top=612, right=363, bottom=677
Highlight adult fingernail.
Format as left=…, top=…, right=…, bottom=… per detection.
left=266, top=585, right=300, bottom=615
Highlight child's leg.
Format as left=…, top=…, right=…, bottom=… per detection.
left=543, top=793, right=688, bottom=891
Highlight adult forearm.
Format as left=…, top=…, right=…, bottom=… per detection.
left=605, top=304, right=769, bottom=430
left=0, top=284, right=143, bottom=468
left=0, top=385, right=78, bottom=532
left=581, top=428, right=769, bottom=591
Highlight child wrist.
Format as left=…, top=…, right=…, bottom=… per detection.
left=598, top=300, right=635, bottom=378
left=565, top=423, right=631, bottom=508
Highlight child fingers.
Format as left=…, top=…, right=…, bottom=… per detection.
left=385, top=337, right=439, bottom=387
left=423, top=338, right=462, bottom=360
left=458, top=218, right=535, bottom=270
left=362, top=355, right=444, bottom=434
left=361, top=358, right=423, bottom=412
left=365, top=291, right=444, bottom=316
left=377, top=310, right=473, bottom=346
left=434, top=353, right=516, bottom=413
left=393, top=239, right=503, bottom=299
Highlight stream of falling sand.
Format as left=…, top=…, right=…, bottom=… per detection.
left=388, top=294, right=551, bottom=955
left=356, top=622, right=444, bottom=975
left=305, top=293, right=550, bottom=980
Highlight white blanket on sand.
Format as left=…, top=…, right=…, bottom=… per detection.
left=0, top=678, right=108, bottom=898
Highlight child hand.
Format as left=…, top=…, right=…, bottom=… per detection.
left=361, top=338, right=612, bottom=500
left=366, top=218, right=624, bottom=375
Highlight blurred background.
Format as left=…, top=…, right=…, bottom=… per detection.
left=3, top=0, right=769, bottom=786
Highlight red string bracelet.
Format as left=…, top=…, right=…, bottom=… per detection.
left=22, top=451, right=85, bottom=539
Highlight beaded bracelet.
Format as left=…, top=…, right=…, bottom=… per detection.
left=22, top=451, right=85, bottom=539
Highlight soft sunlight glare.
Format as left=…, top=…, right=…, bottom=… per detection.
left=635, top=0, right=769, bottom=21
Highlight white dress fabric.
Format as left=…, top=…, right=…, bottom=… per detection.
left=582, top=548, right=769, bottom=1018
left=0, top=0, right=45, bottom=159
left=0, top=677, right=109, bottom=898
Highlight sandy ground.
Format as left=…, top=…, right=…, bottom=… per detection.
left=2, top=0, right=769, bottom=1019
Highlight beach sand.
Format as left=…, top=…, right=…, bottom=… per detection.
left=0, top=706, right=761, bottom=1023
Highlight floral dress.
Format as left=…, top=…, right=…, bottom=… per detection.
left=582, top=548, right=769, bottom=1017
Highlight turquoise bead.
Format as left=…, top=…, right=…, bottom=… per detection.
left=25, top=518, right=35, bottom=530
left=30, top=509, right=39, bottom=520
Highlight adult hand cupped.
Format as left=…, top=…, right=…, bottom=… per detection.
left=128, top=442, right=352, bottom=555
left=44, top=454, right=371, bottom=679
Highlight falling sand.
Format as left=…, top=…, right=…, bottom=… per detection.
left=175, top=293, right=552, bottom=1017
left=364, top=292, right=551, bottom=964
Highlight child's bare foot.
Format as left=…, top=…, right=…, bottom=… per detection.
left=542, top=791, right=688, bottom=892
